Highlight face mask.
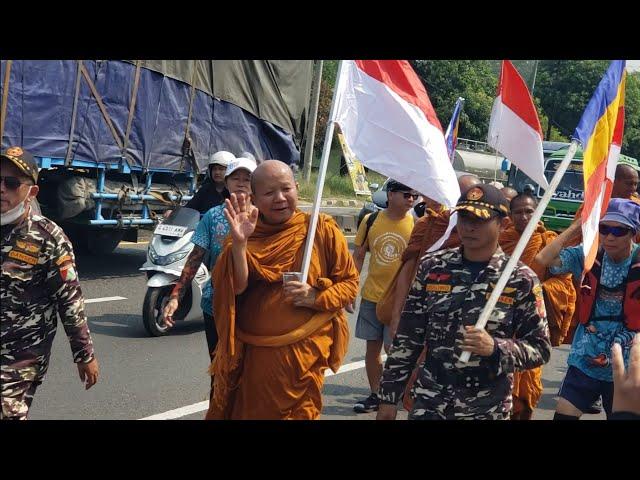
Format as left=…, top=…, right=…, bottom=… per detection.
left=1, top=187, right=32, bottom=226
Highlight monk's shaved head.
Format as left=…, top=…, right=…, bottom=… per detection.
left=612, top=164, right=639, bottom=199
left=251, top=159, right=299, bottom=224
left=458, top=174, right=481, bottom=194
left=501, top=187, right=518, bottom=202
left=251, top=160, right=295, bottom=193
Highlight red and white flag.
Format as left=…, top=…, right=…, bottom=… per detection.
left=488, top=60, right=549, bottom=190
left=331, top=60, right=460, bottom=208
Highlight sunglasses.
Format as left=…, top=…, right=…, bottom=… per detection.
left=393, top=191, right=419, bottom=200
left=0, top=176, right=30, bottom=190
left=599, top=224, right=632, bottom=237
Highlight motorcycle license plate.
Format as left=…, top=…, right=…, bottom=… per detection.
left=154, top=224, right=187, bottom=237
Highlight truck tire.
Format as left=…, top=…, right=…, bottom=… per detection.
left=86, top=229, right=125, bottom=255
left=142, top=286, right=172, bottom=337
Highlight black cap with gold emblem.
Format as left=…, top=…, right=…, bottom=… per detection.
left=452, top=183, right=510, bottom=219
left=1, top=146, right=39, bottom=183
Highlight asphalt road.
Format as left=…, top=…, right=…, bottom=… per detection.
left=27, top=229, right=605, bottom=420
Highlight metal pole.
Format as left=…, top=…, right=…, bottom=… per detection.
left=459, top=140, right=579, bottom=363
left=531, top=60, right=540, bottom=95
left=300, top=61, right=345, bottom=283
left=303, top=60, right=324, bottom=183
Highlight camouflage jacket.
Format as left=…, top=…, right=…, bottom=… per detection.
left=1, top=211, right=94, bottom=377
left=379, top=246, right=551, bottom=420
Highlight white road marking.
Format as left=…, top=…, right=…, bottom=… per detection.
left=139, top=355, right=386, bottom=420
left=85, top=296, right=127, bottom=304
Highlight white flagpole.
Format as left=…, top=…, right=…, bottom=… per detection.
left=459, top=140, right=579, bottom=363
left=300, top=60, right=346, bottom=283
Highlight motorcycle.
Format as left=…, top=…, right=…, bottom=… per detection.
left=139, top=207, right=209, bottom=337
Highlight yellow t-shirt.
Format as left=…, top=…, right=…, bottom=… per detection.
left=355, top=210, right=414, bottom=303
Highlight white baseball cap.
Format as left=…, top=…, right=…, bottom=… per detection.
left=225, top=157, right=257, bottom=177
left=209, top=150, right=235, bottom=167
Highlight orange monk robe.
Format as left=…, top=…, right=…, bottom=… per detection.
left=499, top=222, right=576, bottom=419
left=387, top=208, right=461, bottom=412
left=206, top=211, right=359, bottom=420
left=563, top=194, right=640, bottom=343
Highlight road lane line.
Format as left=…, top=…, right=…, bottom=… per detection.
left=85, top=296, right=128, bottom=304
left=139, top=355, right=386, bottom=420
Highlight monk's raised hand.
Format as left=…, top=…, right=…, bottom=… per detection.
left=224, top=192, right=258, bottom=244
left=283, top=280, right=317, bottom=308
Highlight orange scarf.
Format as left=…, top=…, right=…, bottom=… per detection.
left=207, top=210, right=355, bottom=419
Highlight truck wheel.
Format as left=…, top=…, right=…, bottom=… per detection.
left=142, top=286, right=172, bottom=337
left=86, top=229, right=125, bottom=255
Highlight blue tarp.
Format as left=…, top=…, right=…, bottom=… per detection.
left=0, top=60, right=302, bottom=172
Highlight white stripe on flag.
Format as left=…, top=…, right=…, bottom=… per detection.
left=488, top=96, right=549, bottom=190
left=333, top=61, right=460, bottom=208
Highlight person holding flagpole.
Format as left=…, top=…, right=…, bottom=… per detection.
left=377, top=183, right=551, bottom=420
left=536, top=199, right=640, bottom=419
left=204, top=160, right=359, bottom=420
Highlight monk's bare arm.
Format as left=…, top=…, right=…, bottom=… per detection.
left=231, top=242, right=249, bottom=294
left=535, top=221, right=581, bottom=268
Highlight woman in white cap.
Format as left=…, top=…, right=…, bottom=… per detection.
left=163, top=157, right=257, bottom=398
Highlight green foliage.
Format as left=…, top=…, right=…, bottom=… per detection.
left=410, top=60, right=497, bottom=140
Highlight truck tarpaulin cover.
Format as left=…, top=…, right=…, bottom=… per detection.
left=0, top=60, right=314, bottom=171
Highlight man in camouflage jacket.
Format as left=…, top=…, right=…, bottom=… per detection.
left=378, top=183, right=551, bottom=420
left=1, top=147, right=99, bottom=420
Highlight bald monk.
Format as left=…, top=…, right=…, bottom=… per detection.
left=499, top=192, right=576, bottom=420
left=376, top=174, right=480, bottom=411
left=205, top=160, right=359, bottom=419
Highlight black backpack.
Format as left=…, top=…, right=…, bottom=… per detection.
left=362, top=211, right=380, bottom=243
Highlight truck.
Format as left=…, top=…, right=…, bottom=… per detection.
left=0, top=60, right=314, bottom=254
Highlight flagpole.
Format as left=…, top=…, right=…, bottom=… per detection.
left=300, top=60, right=345, bottom=283
left=459, top=140, right=579, bottom=363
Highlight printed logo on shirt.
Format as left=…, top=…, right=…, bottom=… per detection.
left=372, top=232, right=407, bottom=266
left=428, top=272, right=452, bottom=282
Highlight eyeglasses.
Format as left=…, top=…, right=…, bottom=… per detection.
left=599, top=224, right=632, bottom=237
left=0, top=176, right=29, bottom=190
left=395, top=192, right=419, bottom=200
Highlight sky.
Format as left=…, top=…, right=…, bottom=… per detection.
left=628, top=60, right=640, bottom=72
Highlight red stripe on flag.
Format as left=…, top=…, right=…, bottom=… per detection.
left=612, top=105, right=625, bottom=146
left=355, top=60, right=443, bottom=133
left=581, top=161, right=609, bottom=223
left=498, top=60, right=543, bottom=138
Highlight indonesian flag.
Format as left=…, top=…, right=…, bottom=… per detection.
left=574, top=60, right=626, bottom=272
left=488, top=60, right=549, bottom=190
left=331, top=60, right=460, bottom=209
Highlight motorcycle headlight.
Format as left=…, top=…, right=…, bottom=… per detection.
left=156, top=248, right=190, bottom=266
left=149, top=244, right=159, bottom=262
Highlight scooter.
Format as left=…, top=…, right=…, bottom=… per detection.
left=139, top=207, right=209, bottom=337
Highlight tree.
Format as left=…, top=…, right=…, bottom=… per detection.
left=410, top=60, right=497, bottom=140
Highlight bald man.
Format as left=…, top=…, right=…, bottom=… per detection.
left=206, top=160, right=359, bottom=419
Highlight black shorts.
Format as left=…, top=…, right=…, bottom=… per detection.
left=558, top=365, right=613, bottom=417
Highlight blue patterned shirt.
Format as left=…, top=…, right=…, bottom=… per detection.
left=549, top=244, right=638, bottom=381
left=191, top=205, right=229, bottom=315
